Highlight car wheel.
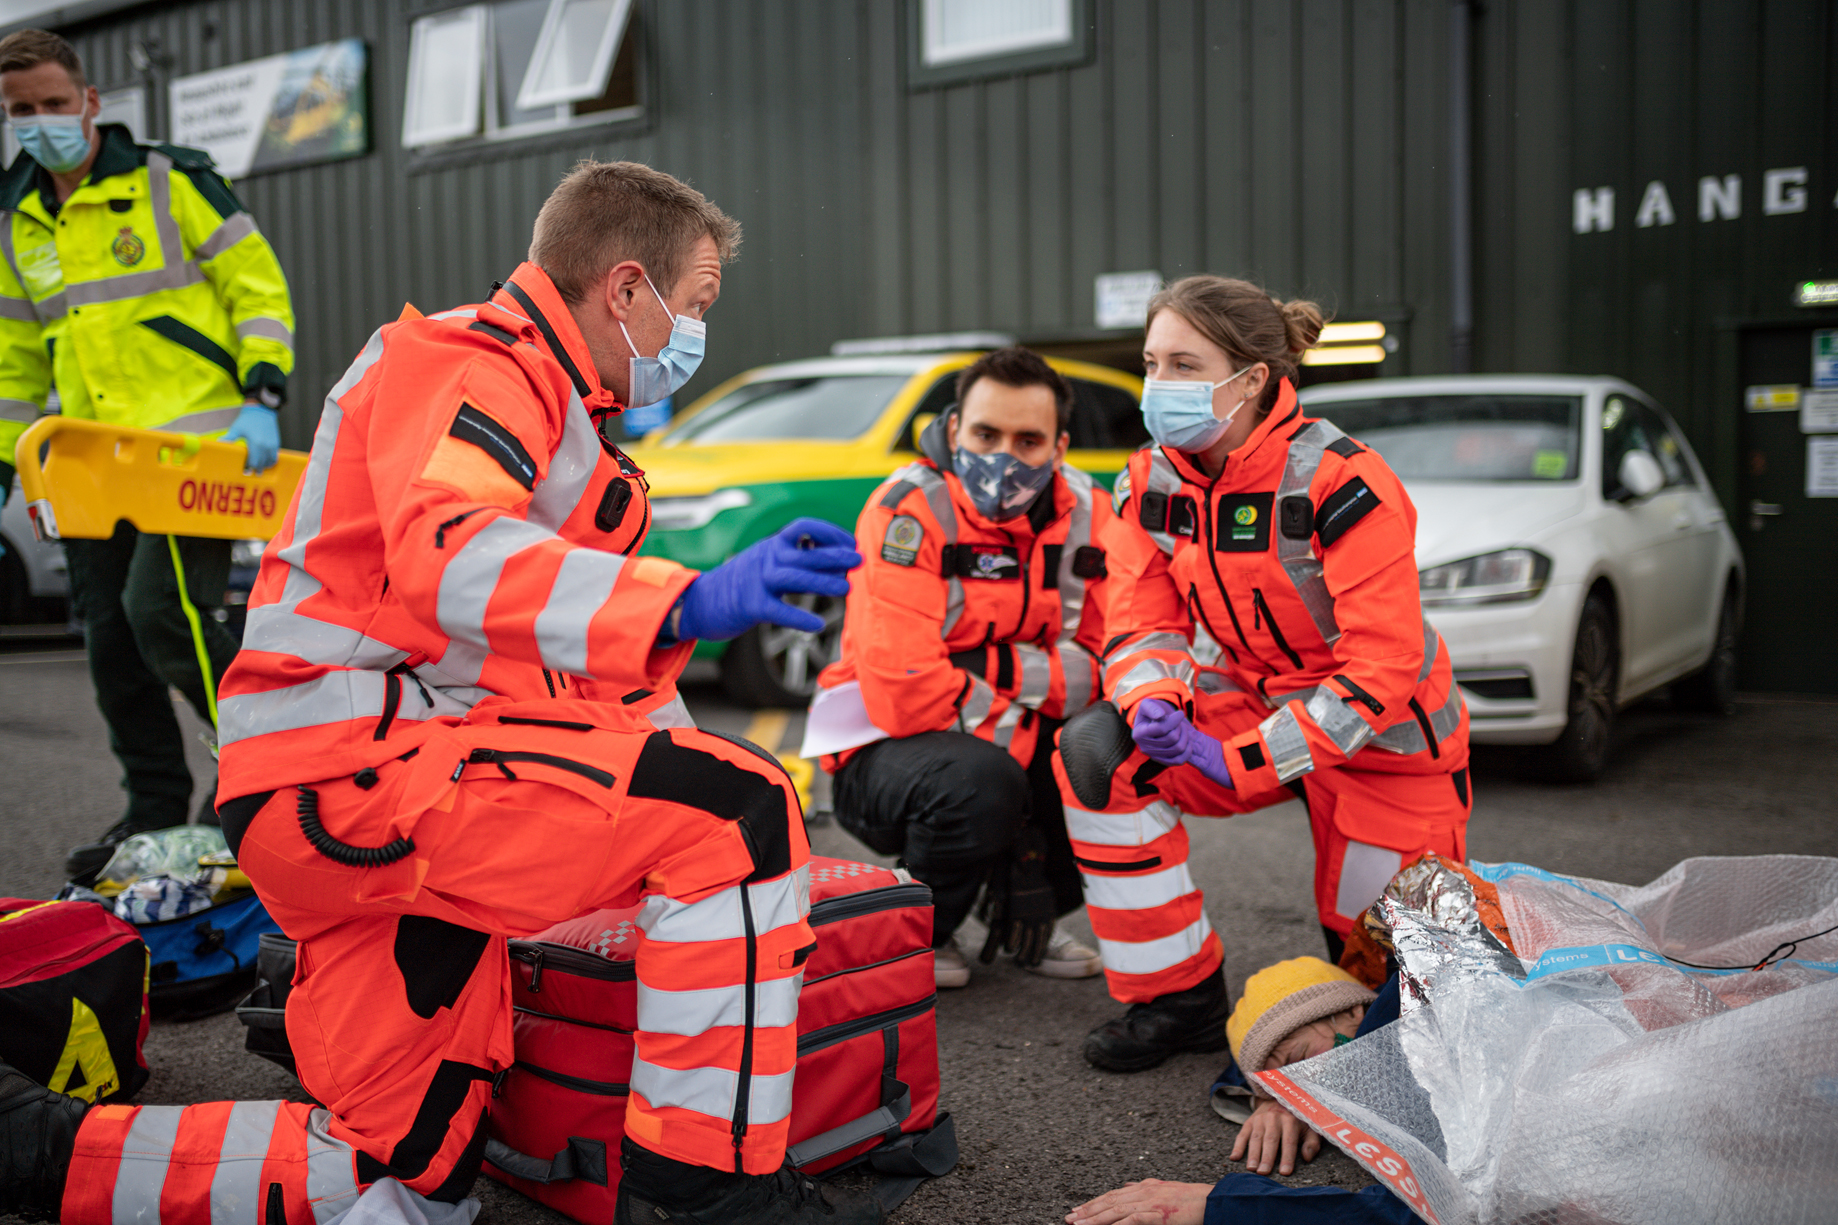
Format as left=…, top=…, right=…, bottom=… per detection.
left=1541, top=592, right=1618, bottom=783
left=1671, top=583, right=1738, bottom=716
left=718, top=592, right=846, bottom=709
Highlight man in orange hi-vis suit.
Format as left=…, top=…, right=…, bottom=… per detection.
left=0, top=163, right=883, bottom=1225
left=811, top=348, right=1112, bottom=990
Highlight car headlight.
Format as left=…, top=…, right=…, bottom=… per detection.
left=649, top=488, right=753, bottom=532
left=230, top=538, right=266, bottom=569
left=1419, top=548, right=1551, bottom=607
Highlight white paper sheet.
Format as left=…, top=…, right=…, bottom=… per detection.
left=799, top=680, right=891, bottom=758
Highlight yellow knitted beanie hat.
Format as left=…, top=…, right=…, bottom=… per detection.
left=1227, top=956, right=1376, bottom=1080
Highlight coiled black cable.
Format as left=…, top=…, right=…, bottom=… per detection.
left=296, top=785, right=416, bottom=868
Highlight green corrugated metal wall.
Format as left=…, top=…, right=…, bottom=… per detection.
left=54, top=0, right=1836, bottom=509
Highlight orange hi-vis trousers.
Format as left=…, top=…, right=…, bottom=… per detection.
left=1055, top=687, right=1469, bottom=1004
left=61, top=700, right=816, bottom=1225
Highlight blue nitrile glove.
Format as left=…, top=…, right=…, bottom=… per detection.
left=672, top=517, right=861, bottom=643
left=1132, top=697, right=1234, bottom=789
left=221, top=402, right=281, bottom=474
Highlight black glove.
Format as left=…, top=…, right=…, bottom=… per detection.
left=977, top=826, right=1058, bottom=968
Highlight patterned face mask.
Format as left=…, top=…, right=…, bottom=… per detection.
left=952, top=445, right=1056, bottom=522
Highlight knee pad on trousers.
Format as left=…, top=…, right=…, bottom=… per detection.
left=1059, top=701, right=1133, bottom=810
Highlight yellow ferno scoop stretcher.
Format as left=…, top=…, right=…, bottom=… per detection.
left=14, top=415, right=307, bottom=729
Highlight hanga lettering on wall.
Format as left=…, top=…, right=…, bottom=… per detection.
left=1570, top=168, right=1828, bottom=233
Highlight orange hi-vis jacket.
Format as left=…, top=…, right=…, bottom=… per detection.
left=1101, top=380, right=1466, bottom=791
left=216, top=264, right=698, bottom=801
left=816, top=414, right=1114, bottom=770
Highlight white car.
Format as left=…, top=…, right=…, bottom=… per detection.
left=2, top=474, right=68, bottom=622
left=1299, top=376, right=1743, bottom=781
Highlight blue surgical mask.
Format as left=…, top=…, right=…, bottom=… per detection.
left=953, top=446, right=1056, bottom=522
left=618, top=272, right=706, bottom=409
left=12, top=113, right=91, bottom=174
left=1140, top=367, right=1255, bottom=453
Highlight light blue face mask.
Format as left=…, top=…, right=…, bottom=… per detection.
left=953, top=444, right=1056, bottom=522
left=11, top=113, right=91, bottom=174
left=1140, top=366, right=1255, bottom=453
left=618, top=272, right=706, bottom=409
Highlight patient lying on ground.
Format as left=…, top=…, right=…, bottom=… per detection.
left=1067, top=957, right=1399, bottom=1225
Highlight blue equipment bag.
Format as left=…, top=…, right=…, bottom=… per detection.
left=136, top=893, right=281, bottom=1020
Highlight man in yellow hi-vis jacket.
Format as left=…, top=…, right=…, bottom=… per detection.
left=0, top=30, right=296, bottom=879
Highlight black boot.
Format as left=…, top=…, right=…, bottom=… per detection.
left=613, top=1139, right=883, bottom=1225
left=0, top=1062, right=88, bottom=1221
left=1082, top=967, right=1231, bottom=1072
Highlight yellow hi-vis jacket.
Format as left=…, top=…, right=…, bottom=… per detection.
left=0, top=123, right=294, bottom=469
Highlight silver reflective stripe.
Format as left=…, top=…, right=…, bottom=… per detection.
left=1063, top=799, right=1182, bottom=847
left=159, top=406, right=242, bottom=434
left=1139, top=449, right=1185, bottom=556
left=636, top=974, right=802, bottom=1037
left=889, top=462, right=963, bottom=637
left=637, top=869, right=811, bottom=946
left=240, top=605, right=408, bottom=672
left=1013, top=643, right=1053, bottom=705
left=1109, top=631, right=1190, bottom=662
left=1113, top=656, right=1195, bottom=703
left=1194, top=669, right=1241, bottom=696
left=531, top=547, right=626, bottom=676
left=65, top=154, right=206, bottom=307
left=990, top=698, right=1026, bottom=748
left=1276, top=420, right=1343, bottom=644
left=1055, top=465, right=1094, bottom=642
left=435, top=516, right=554, bottom=651
left=217, top=669, right=472, bottom=746
left=1418, top=618, right=1439, bottom=681
left=1097, top=912, right=1214, bottom=977
left=527, top=390, right=599, bottom=532
left=1259, top=704, right=1315, bottom=782
left=1079, top=861, right=1198, bottom=912
left=1305, top=685, right=1374, bottom=757
left=645, top=691, right=697, bottom=731
left=428, top=307, right=479, bottom=321
left=0, top=294, right=35, bottom=321
left=303, top=1107, right=362, bottom=1223
left=0, top=397, right=37, bottom=421
left=957, top=674, right=996, bottom=731
left=630, top=1055, right=796, bottom=1126
left=1058, top=642, right=1096, bottom=712
left=1370, top=682, right=1467, bottom=755
left=35, top=291, right=65, bottom=320
left=194, top=211, right=258, bottom=260
left=235, top=317, right=294, bottom=349
left=111, top=1104, right=183, bottom=1225
left=209, top=1099, right=281, bottom=1225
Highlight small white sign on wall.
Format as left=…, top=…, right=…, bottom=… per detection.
left=1807, top=436, right=1838, bottom=498
left=1801, top=389, right=1838, bottom=434
left=1095, top=271, right=1161, bottom=330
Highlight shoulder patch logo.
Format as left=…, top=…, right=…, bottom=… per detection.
left=1233, top=504, right=1258, bottom=526
left=881, top=513, right=923, bottom=566
left=110, top=226, right=144, bottom=267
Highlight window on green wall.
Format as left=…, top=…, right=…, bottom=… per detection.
left=402, top=0, right=640, bottom=151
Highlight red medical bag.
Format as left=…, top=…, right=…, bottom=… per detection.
left=0, top=899, right=150, bottom=1104
left=484, top=857, right=956, bottom=1218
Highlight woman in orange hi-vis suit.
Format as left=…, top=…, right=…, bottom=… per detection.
left=0, top=164, right=882, bottom=1225
left=1056, top=276, right=1469, bottom=1073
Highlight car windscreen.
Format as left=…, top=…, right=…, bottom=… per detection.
left=663, top=375, right=909, bottom=443
left=1312, top=394, right=1583, bottom=480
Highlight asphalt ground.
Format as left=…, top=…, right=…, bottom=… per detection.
left=4, top=632, right=1837, bottom=1224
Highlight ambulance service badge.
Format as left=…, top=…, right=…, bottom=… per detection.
left=110, top=226, right=145, bottom=267
left=881, top=514, right=923, bottom=566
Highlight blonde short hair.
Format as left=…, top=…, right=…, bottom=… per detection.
left=528, top=160, right=740, bottom=305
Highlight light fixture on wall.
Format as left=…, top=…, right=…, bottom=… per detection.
left=1303, top=321, right=1388, bottom=366
left=1796, top=281, right=1838, bottom=308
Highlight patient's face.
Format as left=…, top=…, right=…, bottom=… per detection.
left=1263, top=1005, right=1367, bottom=1071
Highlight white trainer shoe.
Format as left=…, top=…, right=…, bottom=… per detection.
left=1025, top=925, right=1104, bottom=979
left=933, top=936, right=971, bottom=989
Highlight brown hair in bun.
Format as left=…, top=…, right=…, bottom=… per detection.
left=1146, top=276, right=1329, bottom=417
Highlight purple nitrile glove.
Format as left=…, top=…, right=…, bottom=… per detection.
left=1131, top=698, right=1235, bottom=790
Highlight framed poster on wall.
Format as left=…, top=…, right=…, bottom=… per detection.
left=169, top=39, right=369, bottom=179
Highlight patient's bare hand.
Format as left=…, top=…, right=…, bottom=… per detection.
left=1230, top=1097, right=1321, bottom=1176
left=1066, top=1179, right=1211, bottom=1225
